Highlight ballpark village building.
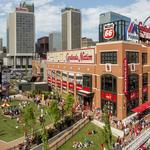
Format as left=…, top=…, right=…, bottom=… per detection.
left=32, top=41, right=150, bottom=120
left=32, top=14, right=150, bottom=120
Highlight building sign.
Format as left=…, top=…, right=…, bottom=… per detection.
left=129, top=90, right=139, bottom=100
left=76, top=84, right=82, bottom=91
left=47, top=48, right=95, bottom=64
left=83, top=87, right=91, bottom=92
left=62, top=81, right=67, bottom=87
left=57, top=79, right=61, bottom=87
left=52, top=77, right=55, bottom=84
left=103, top=23, right=115, bottom=39
left=69, top=83, right=74, bottom=90
left=142, top=85, right=148, bottom=93
left=127, top=22, right=139, bottom=42
left=101, top=91, right=117, bottom=102
left=123, top=58, right=128, bottom=95
left=139, top=21, right=150, bottom=40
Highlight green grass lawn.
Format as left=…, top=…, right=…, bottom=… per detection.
left=0, top=100, right=53, bottom=142
left=58, top=122, right=116, bottom=150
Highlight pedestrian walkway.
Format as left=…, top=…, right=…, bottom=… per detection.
left=124, top=128, right=150, bottom=150
left=92, top=119, right=124, bottom=137
left=0, top=137, right=24, bottom=150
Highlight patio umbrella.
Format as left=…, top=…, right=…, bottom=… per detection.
left=1, top=103, right=10, bottom=108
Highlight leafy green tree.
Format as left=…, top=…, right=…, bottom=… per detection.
left=47, top=100, right=61, bottom=124
left=39, top=116, right=48, bottom=150
left=102, top=105, right=112, bottom=150
left=21, top=104, right=37, bottom=137
left=64, top=93, right=74, bottom=115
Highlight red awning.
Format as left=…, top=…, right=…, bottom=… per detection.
left=132, top=101, right=150, bottom=113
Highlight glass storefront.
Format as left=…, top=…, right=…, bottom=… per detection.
left=83, top=74, right=92, bottom=92
left=101, top=99, right=117, bottom=116
left=101, top=74, right=117, bottom=116
left=127, top=74, right=139, bottom=116
left=142, top=73, right=148, bottom=103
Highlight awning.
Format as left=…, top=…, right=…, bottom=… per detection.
left=132, top=101, right=150, bottom=113
left=77, top=90, right=94, bottom=97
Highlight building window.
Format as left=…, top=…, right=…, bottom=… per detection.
left=142, top=53, right=147, bottom=65
left=101, top=74, right=117, bottom=93
left=142, top=73, right=148, bottom=103
left=101, top=52, right=117, bottom=64
left=95, top=75, right=97, bottom=88
left=101, top=74, right=117, bottom=116
left=128, top=74, right=139, bottom=92
left=142, top=73, right=148, bottom=86
left=76, top=75, right=82, bottom=85
left=83, top=74, right=92, bottom=90
left=101, top=99, right=117, bottom=116
left=126, top=99, right=139, bottom=116
left=126, top=51, right=139, bottom=63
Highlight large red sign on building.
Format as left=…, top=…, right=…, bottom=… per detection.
left=103, top=23, right=115, bottom=39
left=101, top=91, right=117, bottom=102
left=123, top=58, right=128, bottom=95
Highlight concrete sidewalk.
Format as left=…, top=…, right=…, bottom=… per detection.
left=0, top=137, right=24, bottom=150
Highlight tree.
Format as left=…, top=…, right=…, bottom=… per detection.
left=63, top=93, right=74, bottom=115
left=47, top=100, right=61, bottom=124
left=102, top=105, right=113, bottom=150
left=21, top=104, right=37, bottom=137
left=39, top=113, right=48, bottom=150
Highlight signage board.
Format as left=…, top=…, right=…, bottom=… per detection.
left=47, top=48, right=95, bottom=64
left=103, top=23, right=115, bottom=39
left=123, top=58, right=128, bottom=95
left=139, top=21, right=150, bottom=40
left=129, top=90, right=139, bottom=100
left=142, top=85, right=148, bottom=93
left=127, top=22, right=139, bottom=42
left=101, top=91, right=117, bottom=102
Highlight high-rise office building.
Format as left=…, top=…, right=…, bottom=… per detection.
left=20, top=1, right=34, bottom=12
left=49, top=32, right=61, bottom=52
left=81, top=37, right=96, bottom=47
left=7, top=2, right=35, bottom=68
left=99, top=11, right=131, bottom=42
left=99, top=11, right=130, bottom=24
left=0, top=39, right=3, bottom=53
left=61, top=7, right=81, bottom=50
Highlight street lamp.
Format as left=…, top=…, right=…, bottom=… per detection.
left=0, top=59, right=3, bottom=101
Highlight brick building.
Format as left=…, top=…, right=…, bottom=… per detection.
left=32, top=41, right=150, bottom=120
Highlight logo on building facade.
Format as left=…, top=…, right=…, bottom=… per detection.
left=139, top=21, right=150, bottom=40
left=127, top=22, right=139, bottom=42
left=123, top=58, right=128, bottom=95
left=103, top=23, right=115, bottom=39
left=47, top=49, right=95, bottom=64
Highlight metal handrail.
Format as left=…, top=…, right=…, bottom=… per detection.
left=124, top=128, right=150, bottom=150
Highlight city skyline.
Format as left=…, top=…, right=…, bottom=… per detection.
left=0, top=0, right=150, bottom=46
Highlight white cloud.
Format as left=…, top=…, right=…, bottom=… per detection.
left=82, top=0, right=150, bottom=41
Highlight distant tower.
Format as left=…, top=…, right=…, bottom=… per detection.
left=7, top=2, right=35, bottom=68
left=49, top=32, right=61, bottom=52
left=61, top=7, right=81, bottom=50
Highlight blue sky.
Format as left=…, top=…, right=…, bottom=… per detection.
left=0, top=0, right=150, bottom=46
left=53, top=0, right=135, bottom=8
